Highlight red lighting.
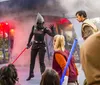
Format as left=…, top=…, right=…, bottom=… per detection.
left=10, top=29, right=14, bottom=37
left=59, top=18, right=70, bottom=25
left=0, top=21, right=15, bottom=39
left=0, top=22, right=10, bottom=32
left=5, top=22, right=9, bottom=25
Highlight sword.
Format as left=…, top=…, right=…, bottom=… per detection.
left=12, top=42, right=32, bottom=64
left=60, top=39, right=78, bottom=85
left=12, top=47, right=27, bottom=64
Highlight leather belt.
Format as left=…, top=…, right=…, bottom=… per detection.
left=34, top=40, right=44, bottom=43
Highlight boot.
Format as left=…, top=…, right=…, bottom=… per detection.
left=26, top=74, right=34, bottom=81
left=40, top=65, right=45, bottom=75
left=26, top=64, right=35, bottom=81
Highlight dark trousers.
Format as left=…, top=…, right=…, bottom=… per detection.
left=29, top=45, right=46, bottom=76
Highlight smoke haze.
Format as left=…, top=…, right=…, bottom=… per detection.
left=0, top=0, right=100, bottom=66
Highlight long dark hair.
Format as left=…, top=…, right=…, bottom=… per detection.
left=40, top=69, right=60, bottom=85
left=0, top=64, right=18, bottom=85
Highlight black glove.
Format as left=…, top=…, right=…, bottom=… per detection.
left=26, top=42, right=32, bottom=49
left=50, top=24, right=55, bottom=31
left=50, top=24, right=56, bottom=36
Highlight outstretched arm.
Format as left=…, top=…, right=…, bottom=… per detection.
left=45, top=25, right=56, bottom=37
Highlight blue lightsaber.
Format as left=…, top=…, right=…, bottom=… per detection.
left=60, top=39, right=78, bottom=85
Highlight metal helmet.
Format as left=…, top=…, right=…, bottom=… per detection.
left=36, top=13, right=44, bottom=24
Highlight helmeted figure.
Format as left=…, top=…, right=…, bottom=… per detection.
left=26, top=13, right=56, bottom=81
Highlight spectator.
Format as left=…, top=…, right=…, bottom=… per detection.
left=80, top=31, right=100, bottom=85
left=40, top=69, right=60, bottom=85
left=0, top=64, right=19, bottom=85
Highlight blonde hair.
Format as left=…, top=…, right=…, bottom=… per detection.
left=53, top=35, right=65, bottom=51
